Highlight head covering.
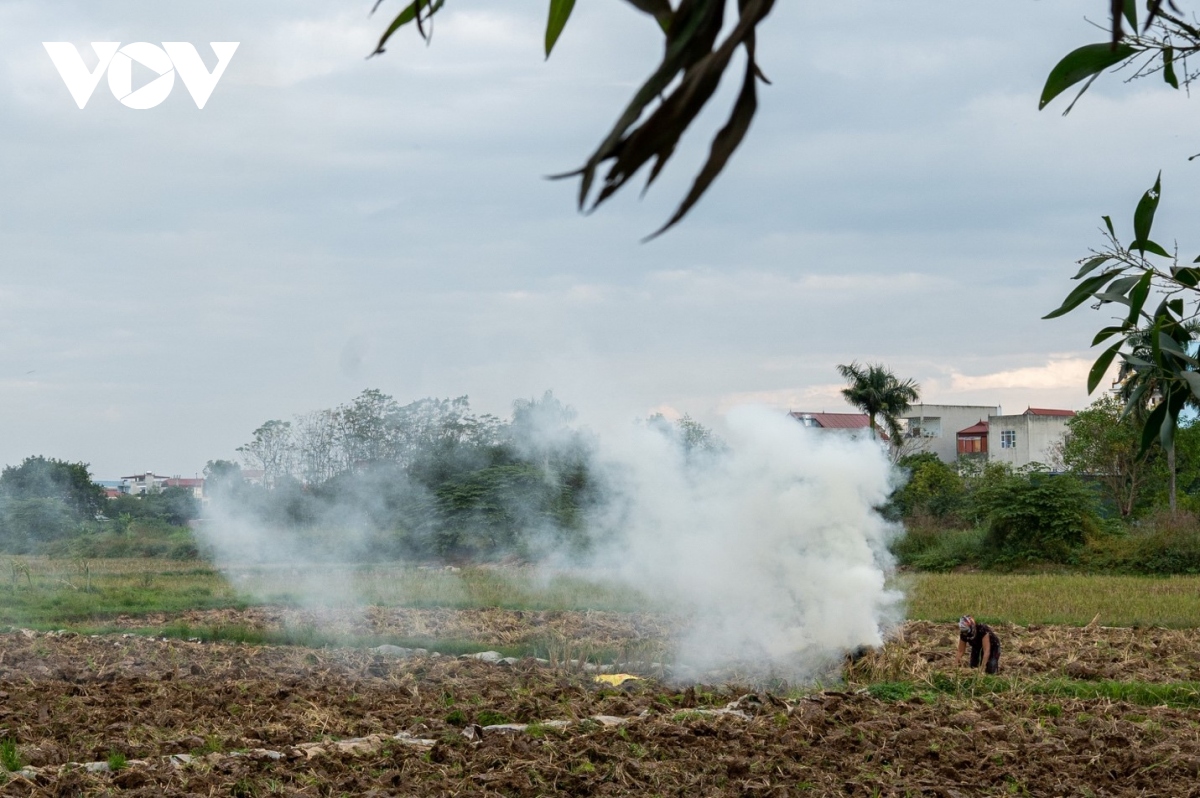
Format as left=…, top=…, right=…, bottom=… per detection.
left=958, top=615, right=976, bottom=640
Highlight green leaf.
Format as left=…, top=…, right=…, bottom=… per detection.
left=1103, top=215, right=1117, bottom=239
left=1158, top=331, right=1189, bottom=359
left=1121, top=379, right=1151, bottom=420
left=1039, top=43, right=1137, bottom=111
left=1123, top=0, right=1138, bottom=32
left=1183, top=371, right=1200, bottom=398
left=1173, top=267, right=1200, bottom=287
left=1127, top=270, right=1153, bottom=322
left=1107, top=274, right=1143, bottom=298
left=544, top=0, right=576, bottom=57
left=1164, top=46, right=1180, bottom=88
left=1073, top=255, right=1111, bottom=279
left=372, top=0, right=424, bottom=55
left=1088, top=342, right=1123, bottom=393
left=1092, top=324, right=1130, bottom=346
left=1131, top=238, right=1171, bottom=258
left=1133, top=172, right=1162, bottom=243
left=1043, top=271, right=1122, bottom=319
left=621, top=0, right=672, bottom=32
left=1140, top=398, right=1168, bottom=455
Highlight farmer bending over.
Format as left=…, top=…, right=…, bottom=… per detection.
left=955, top=615, right=1000, bottom=674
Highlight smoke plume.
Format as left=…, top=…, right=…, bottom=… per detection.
left=197, top=397, right=903, bottom=681
left=577, top=405, right=903, bottom=681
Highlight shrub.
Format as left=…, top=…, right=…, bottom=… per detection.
left=974, top=470, right=1099, bottom=564
left=0, top=738, right=21, bottom=772
left=889, top=453, right=966, bottom=521
left=1081, top=510, right=1200, bottom=574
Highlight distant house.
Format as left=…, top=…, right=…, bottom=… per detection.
left=120, top=473, right=206, bottom=499
left=789, top=411, right=870, bottom=432
left=120, top=472, right=170, bottom=495
left=900, top=404, right=1001, bottom=463
left=956, top=420, right=989, bottom=457
left=788, top=411, right=889, bottom=442
left=987, top=408, right=1075, bottom=470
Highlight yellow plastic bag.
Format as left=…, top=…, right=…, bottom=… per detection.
left=594, top=674, right=641, bottom=686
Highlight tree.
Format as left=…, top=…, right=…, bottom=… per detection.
left=836, top=362, right=920, bottom=448
left=370, top=0, right=774, bottom=237
left=1057, top=394, right=1159, bottom=518
left=237, top=420, right=294, bottom=485
left=203, top=459, right=246, bottom=499
left=334, top=388, right=403, bottom=467
left=889, top=452, right=965, bottom=521
left=1044, top=176, right=1200, bottom=505
left=1039, top=1, right=1196, bottom=116
left=294, top=409, right=342, bottom=485
left=1040, top=5, right=1200, bottom=478
left=0, top=456, right=104, bottom=519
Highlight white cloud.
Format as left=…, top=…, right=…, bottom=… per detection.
left=946, top=357, right=1094, bottom=392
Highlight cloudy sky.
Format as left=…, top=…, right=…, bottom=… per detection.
left=2, top=0, right=1199, bottom=479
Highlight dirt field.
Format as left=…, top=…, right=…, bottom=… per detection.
left=3, top=615, right=1200, bottom=796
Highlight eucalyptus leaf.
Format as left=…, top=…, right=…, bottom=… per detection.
left=544, top=0, right=576, bottom=57
left=1131, top=238, right=1170, bottom=258
left=1073, top=255, right=1111, bottom=279
left=1164, top=45, right=1180, bottom=88
left=1039, top=43, right=1137, bottom=111
left=1133, top=172, right=1162, bottom=243
left=1088, top=342, right=1123, bottom=394
left=1043, top=270, right=1124, bottom=319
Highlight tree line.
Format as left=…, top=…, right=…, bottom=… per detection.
left=212, top=390, right=722, bottom=562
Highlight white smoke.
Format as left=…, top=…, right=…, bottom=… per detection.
left=577, top=405, right=903, bottom=680
left=196, top=398, right=904, bottom=681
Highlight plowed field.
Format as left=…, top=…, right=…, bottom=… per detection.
left=2, top=614, right=1199, bottom=796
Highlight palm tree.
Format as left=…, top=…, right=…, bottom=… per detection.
left=836, top=362, right=921, bottom=447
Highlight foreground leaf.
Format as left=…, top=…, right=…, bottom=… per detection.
left=545, top=0, right=576, bottom=57
left=1039, top=43, right=1136, bottom=111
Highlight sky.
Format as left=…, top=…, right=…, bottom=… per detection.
left=2, top=0, right=1199, bottom=479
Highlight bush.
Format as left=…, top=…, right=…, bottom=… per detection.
left=1081, top=510, right=1200, bottom=574
left=891, top=514, right=984, bottom=571
left=50, top=518, right=201, bottom=559
left=974, top=470, right=1099, bottom=565
left=888, top=453, right=965, bottom=521
left=0, top=498, right=77, bottom=552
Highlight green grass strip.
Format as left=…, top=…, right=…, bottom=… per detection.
left=868, top=674, right=1200, bottom=709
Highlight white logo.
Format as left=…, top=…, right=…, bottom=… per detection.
left=43, top=42, right=239, bottom=109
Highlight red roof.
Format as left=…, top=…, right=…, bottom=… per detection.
left=165, top=478, right=204, bottom=488
left=789, top=411, right=871, bottom=429
left=1025, top=408, right=1075, bottom=417
left=957, top=420, right=989, bottom=435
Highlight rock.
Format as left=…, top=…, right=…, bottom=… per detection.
left=482, top=723, right=528, bottom=734
left=466, top=651, right=503, bottom=663
left=499, top=657, right=520, bottom=666
left=371, top=645, right=414, bottom=658
left=590, top=715, right=630, bottom=727
left=83, top=761, right=110, bottom=773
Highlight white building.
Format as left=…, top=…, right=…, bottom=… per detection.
left=986, top=408, right=1075, bottom=470
left=900, top=404, right=1001, bottom=463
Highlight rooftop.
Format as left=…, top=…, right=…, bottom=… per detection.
left=789, top=411, right=871, bottom=429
